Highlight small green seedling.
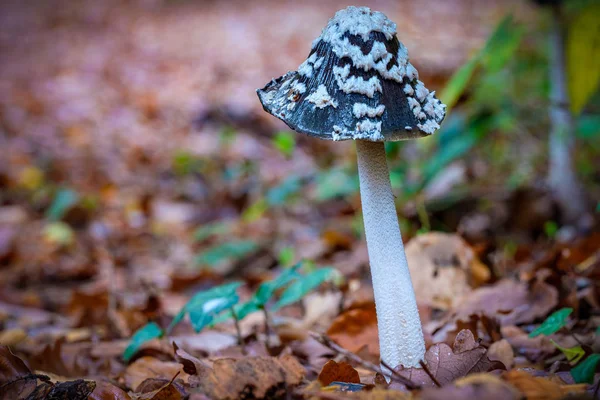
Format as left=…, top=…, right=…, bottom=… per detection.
left=528, top=307, right=600, bottom=384
left=123, top=263, right=336, bottom=361
left=170, top=282, right=241, bottom=333
left=123, top=322, right=163, bottom=362
left=529, top=307, right=572, bottom=337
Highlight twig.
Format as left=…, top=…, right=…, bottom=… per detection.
left=419, top=360, right=441, bottom=387
left=309, top=332, right=420, bottom=390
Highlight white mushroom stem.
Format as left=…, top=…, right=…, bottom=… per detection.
left=355, top=140, right=425, bottom=373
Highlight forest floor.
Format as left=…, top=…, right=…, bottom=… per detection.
left=0, top=0, right=599, bottom=399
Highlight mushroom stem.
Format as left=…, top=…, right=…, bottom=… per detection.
left=355, top=140, right=425, bottom=372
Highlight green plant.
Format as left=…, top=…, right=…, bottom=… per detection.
left=122, top=263, right=336, bottom=361
left=528, top=307, right=599, bottom=384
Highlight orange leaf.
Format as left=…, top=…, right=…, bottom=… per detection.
left=318, top=360, right=360, bottom=386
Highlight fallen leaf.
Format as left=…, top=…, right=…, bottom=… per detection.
left=503, top=370, right=586, bottom=400
left=393, top=330, right=504, bottom=388
left=123, top=357, right=188, bottom=391
left=406, top=233, right=490, bottom=310
left=501, top=326, right=556, bottom=363
left=189, top=355, right=304, bottom=399
left=318, top=360, right=360, bottom=386
left=452, top=279, right=557, bottom=325
left=488, top=339, right=515, bottom=369
left=0, top=345, right=41, bottom=399
left=327, top=303, right=379, bottom=362
left=419, top=373, right=521, bottom=400
left=173, top=342, right=210, bottom=376
left=88, top=380, right=132, bottom=400
left=42, top=379, right=97, bottom=400
left=132, top=377, right=186, bottom=400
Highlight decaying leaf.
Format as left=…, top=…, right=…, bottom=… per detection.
left=392, top=330, right=504, bottom=389
left=487, top=339, right=514, bottom=369
left=452, top=279, right=558, bottom=326
left=405, top=233, right=490, bottom=310
left=189, top=355, right=304, bottom=399
left=0, top=345, right=42, bottom=399
left=88, top=380, right=132, bottom=400
left=327, top=303, right=379, bottom=362
left=419, top=373, right=521, bottom=400
left=131, top=377, right=187, bottom=400
left=42, top=379, right=97, bottom=400
left=123, top=357, right=189, bottom=392
left=501, top=326, right=556, bottom=363
left=318, top=360, right=360, bottom=386
left=502, top=370, right=586, bottom=400
left=172, top=343, right=211, bottom=377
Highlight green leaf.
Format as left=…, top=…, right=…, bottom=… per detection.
left=189, top=294, right=239, bottom=332
left=278, top=247, right=295, bottom=267
left=266, top=176, right=302, bottom=206
left=314, top=168, right=359, bottom=201
left=440, top=56, right=481, bottom=109
left=254, top=266, right=299, bottom=304
left=235, top=263, right=302, bottom=320
left=46, top=188, right=79, bottom=221
left=195, top=240, right=258, bottom=267
left=480, top=15, right=524, bottom=73
left=123, top=322, right=163, bottom=362
left=272, top=131, right=296, bottom=157
left=273, top=268, right=334, bottom=310
left=571, top=354, right=600, bottom=384
left=550, top=339, right=585, bottom=365
left=440, top=15, right=522, bottom=110
left=178, top=282, right=241, bottom=333
left=529, top=308, right=573, bottom=338
left=567, top=3, right=600, bottom=114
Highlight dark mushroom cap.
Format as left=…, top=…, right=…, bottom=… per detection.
left=257, top=6, right=446, bottom=142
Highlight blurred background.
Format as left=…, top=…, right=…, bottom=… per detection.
left=0, top=0, right=598, bottom=356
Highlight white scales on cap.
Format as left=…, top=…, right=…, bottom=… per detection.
left=257, top=6, right=446, bottom=141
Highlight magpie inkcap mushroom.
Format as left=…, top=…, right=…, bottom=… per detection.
left=257, top=6, right=446, bottom=142
left=257, top=6, right=447, bottom=374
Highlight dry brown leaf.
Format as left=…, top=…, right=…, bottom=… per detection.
left=123, top=357, right=188, bottom=391
left=392, top=330, right=504, bottom=389
left=453, top=280, right=557, bottom=325
left=189, top=355, right=304, bottom=400
left=419, top=373, right=521, bottom=400
left=488, top=339, right=515, bottom=369
left=327, top=303, right=379, bottom=362
left=0, top=345, right=40, bottom=399
left=132, top=377, right=186, bottom=400
left=405, top=232, right=490, bottom=310
left=88, top=380, right=132, bottom=400
left=503, top=370, right=586, bottom=400
left=0, top=328, right=27, bottom=346
left=317, top=360, right=360, bottom=386
left=501, top=326, right=556, bottom=363
left=173, top=342, right=210, bottom=376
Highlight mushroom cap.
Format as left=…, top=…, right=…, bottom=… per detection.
left=257, top=6, right=446, bottom=142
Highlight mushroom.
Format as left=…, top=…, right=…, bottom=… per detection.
left=257, top=6, right=446, bottom=371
